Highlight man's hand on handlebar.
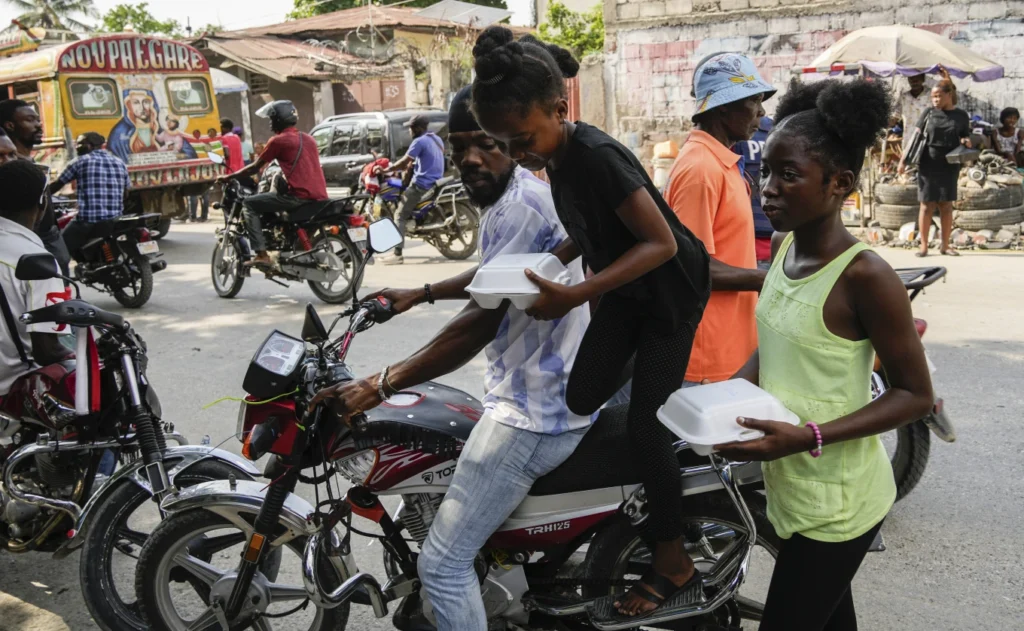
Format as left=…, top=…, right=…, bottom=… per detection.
left=308, top=376, right=381, bottom=425
left=216, top=173, right=233, bottom=184
left=363, top=287, right=425, bottom=315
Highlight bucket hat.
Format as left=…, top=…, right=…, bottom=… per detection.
left=693, top=53, right=776, bottom=116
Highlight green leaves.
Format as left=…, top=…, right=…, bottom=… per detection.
left=538, top=1, right=604, bottom=60
left=100, top=3, right=182, bottom=37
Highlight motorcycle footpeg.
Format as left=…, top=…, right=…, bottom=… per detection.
left=586, top=576, right=706, bottom=631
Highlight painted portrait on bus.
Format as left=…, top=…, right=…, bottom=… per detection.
left=108, top=87, right=196, bottom=162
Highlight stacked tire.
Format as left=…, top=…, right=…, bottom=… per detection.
left=873, top=183, right=920, bottom=229
left=953, top=185, right=1024, bottom=231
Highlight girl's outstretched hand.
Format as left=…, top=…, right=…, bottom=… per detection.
left=523, top=270, right=583, bottom=320
left=713, top=417, right=817, bottom=462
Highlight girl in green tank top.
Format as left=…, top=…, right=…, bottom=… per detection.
left=713, top=80, right=935, bottom=630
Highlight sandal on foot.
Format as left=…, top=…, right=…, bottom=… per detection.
left=613, top=568, right=704, bottom=618
left=940, top=249, right=960, bottom=256
left=915, top=251, right=928, bottom=258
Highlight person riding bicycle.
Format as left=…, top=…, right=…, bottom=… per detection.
left=217, top=100, right=328, bottom=268
left=378, top=114, right=445, bottom=265
left=310, top=86, right=600, bottom=630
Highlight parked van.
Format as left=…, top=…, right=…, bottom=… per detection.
left=0, top=32, right=225, bottom=238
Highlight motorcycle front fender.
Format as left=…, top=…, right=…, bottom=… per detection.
left=52, top=445, right=261, bottom=559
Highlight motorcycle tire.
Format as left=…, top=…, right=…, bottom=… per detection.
left=307, top=233, right=362, bottom=304
left=211, top=238, right=246, bottom=298
left=433, top=200, right=479, bottom=261
left=136, top=508, right=348, bottom=631
left=580, top=490, right=779, bottom=624
left=112, top=252, right=154, bottom=309
left=79, top=459, right=261, bottom=631
left=151, top=217, right=172, bottom=241
left=889, top=420, right=931, bottom=501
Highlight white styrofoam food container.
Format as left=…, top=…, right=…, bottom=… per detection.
left=467, top=253, right=571, bottom=310
left=657, top=379, right=802, bottom=455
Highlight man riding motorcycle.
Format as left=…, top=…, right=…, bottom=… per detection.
left=309, top=86, right=597, bottom=631
left=216, top=100, right=328, bottom=268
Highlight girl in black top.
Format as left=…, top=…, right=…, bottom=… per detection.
left=899, top=74, right=971, bottom=257
left=470, top=27, right=711, bottom=617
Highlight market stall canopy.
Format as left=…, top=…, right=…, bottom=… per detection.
left=807, top=25, right=1004, bottom=82
left=210, top=68, right=248, bottom=95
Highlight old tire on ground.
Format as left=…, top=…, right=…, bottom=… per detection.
left=957, top=185, right=1023, bottom=210
left=874, top=183, right=919, bottom=206
left=874, top=203, right=920, bottom=229
left=888, top=420, right=931, bottom=501
left=953, top=204, right=1024, bottom=231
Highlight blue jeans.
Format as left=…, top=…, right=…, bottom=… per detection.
left=417, top=411, right=588, bottom=630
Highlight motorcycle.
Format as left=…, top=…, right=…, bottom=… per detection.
left=136, top=219, right=780, bottom=631
left=57, top=205, right=166, bottom=309
left=876, top=266, right=955, bottom=501
left=359, top=156, right=480, bottom=261
left=211, top=175, right=370, bottom=304
left=1, top=252, right=262, bottom=631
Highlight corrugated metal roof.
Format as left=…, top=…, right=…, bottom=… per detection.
left=204, top=36, right=403, bottom=83
left=414, top=0, right=511, bottom=27
left=225, top=7, right=459, bottom=38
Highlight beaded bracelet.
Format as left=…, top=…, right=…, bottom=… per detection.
left=806, top=422, right=823, bottom=458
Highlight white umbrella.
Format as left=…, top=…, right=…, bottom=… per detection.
left=808, top=25, right=1004, bottom=81
left=210, top=68, right=249, bottom=95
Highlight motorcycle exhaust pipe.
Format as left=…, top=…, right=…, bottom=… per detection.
left=302, top=531, right=388, bottom=618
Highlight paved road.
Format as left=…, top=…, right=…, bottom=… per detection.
left=1, top=222, right=1022, bottom=630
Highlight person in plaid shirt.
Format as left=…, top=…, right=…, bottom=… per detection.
left=50, top=132, right=130, bottom=257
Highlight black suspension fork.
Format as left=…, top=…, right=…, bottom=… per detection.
left=224, top=467, right=299, bottom=620
left=120, top=347, right=169, bottom=495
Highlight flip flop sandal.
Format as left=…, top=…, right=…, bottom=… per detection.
left=915, top=251, right=928, bottom=257
left=940, top=249, right=960, bottom=256
left=601, top=569, right=705, bottom=621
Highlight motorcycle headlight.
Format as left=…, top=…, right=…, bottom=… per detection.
left=336, top=449, right=378, bottom=486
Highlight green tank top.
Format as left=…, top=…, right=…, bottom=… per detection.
left=757, top=233, right=895, bottom=542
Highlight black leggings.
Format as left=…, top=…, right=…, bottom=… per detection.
left=759, top=520, right=884, bottom=631
left=566, top=293, right=698, bottom=541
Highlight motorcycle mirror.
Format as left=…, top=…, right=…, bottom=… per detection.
left=302, top=303, right=329, bottom=343
left=367, top=218, right=402, bottom=254
left=15, top=253, right=60, bottom=281
left=207, top=152, right=225, bottom=166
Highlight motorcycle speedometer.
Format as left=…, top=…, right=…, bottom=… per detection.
left=243, top=330, right=306, bottom=398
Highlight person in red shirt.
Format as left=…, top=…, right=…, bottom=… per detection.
left=219, top=117, right=245, bottom=173
left=217, top=100, right=328, bottom=267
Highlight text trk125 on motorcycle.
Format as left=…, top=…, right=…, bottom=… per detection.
left=135, top=218, right=782, bottom=631
left=0, top=252, right=266, bottom=631
left=53, top=198, right=166, bottom=309
left=211, top=154, right=372, bottom=304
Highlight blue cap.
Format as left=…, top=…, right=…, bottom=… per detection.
left=693, top=53, right=776, bottom=116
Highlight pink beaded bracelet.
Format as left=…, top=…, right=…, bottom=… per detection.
left=806, top=422, right=822, bottom=458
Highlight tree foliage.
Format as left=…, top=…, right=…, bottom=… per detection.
left=289, top=0, right=507, bottom=21
left=2, top=0, right=97, bottom=32
left=538, top=1, right=603, bottom=61
left=100, top=3, right=182, bottom=37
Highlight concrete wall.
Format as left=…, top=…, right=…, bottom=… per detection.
left=603, top=0, right=1024, bottom=164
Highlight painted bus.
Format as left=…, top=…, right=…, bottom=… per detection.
left=0, top=32, right=226, bottom=237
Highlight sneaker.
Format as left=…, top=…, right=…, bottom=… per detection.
left=378, top=252, right=404, bottom=266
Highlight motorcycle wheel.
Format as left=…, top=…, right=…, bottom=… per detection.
left=211, top=238, right=245, bottom=298
left=883, top=420, right=931, bottom=501
left=111, top=252, right=154, bottom=309
left=307, top=233, right=362, bottom=304
left=136, top=508, right=348, bottom=631
left=151, top=217, right=172, bottom=241
left=581, top=490, right=779, bottom=627
left=79, top=459, right=264, bottom=631
left=432, top=200, right=479, bottom=261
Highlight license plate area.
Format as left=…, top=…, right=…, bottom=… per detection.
left=137, top=241, right=159, bottom=255
left=347, top=227, right=367, bottom=242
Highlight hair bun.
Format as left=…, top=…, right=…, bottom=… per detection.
left=815, top=80, right=892, bottom=153
left=473, top=26, right=523, bottom=84
left=520, top=34, right=579, bottom=79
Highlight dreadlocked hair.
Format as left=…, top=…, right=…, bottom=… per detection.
left=774, top=79, right=892, bottom=185
left=471, top=26, right=580, bottom=119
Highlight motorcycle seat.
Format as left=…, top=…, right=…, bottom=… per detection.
left=529, top=405, right=706, bottom=497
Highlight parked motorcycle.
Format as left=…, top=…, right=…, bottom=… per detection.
left=876, top=266, right=955, bottom=501
left=136, top=219, right=780, bottom=631
left=211, top=176, right=370, bottom=304
left=359, top=156, right=480, bottom=261
left=0, top=252, right=262, bottom=631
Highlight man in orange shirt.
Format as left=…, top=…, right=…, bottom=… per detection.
left=664, top=53, right=775, bottom=384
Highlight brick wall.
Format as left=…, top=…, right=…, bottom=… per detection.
left=603, top=0, right=1024, bottom=163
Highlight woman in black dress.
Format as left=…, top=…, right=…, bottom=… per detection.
left=900, top=77, right=971, bottom=257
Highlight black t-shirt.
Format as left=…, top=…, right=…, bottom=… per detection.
left=918, top=107, right=970, bottom=160
left=548, top=122, right=710, bottom=332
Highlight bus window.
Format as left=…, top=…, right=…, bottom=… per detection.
left=165, top=78, right=212, bottom=115
left=67, top=79, right=121, bottom=118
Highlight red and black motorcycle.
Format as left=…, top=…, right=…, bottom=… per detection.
left=135, top=219, right=778, bottom=631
